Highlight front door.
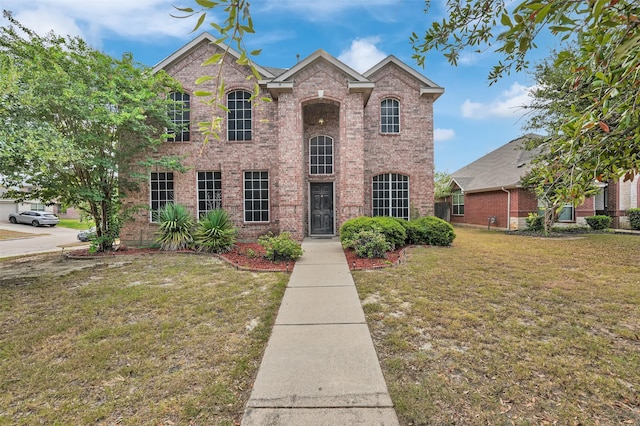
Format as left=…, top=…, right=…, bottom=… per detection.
left=310, top=182, right=334, bottom=235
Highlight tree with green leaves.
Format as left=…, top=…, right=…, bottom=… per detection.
left=434, top=170, right=453, bottom=199
left=0, top=11, right=185, bottom=251
left=412, top=0, right=639, bottom=213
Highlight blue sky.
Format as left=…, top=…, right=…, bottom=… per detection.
left=1, top=0, right=552, bottom=173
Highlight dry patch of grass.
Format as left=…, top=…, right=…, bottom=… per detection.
left=0, top=253, right=288, bottom=425
left=0, top=229, right=43, bottom=241
left=354, top=227, right=640, bottom=425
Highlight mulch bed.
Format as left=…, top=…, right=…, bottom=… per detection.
left=67, top=242, right=406, bottom=272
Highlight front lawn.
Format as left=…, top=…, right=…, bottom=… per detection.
left=354, top=227, right=640, bottom=425
left=0, top=254, right=287, bottom=425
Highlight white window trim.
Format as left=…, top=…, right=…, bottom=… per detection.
left=372, top=173, right=410, bottom=220
left=243, top=171, right=270, bottom=223
left=380, top=98, right=400, bottom=134
left=309, top=135, right=334, bottom=175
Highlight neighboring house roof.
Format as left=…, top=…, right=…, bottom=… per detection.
left=451, top=134, right=543, bottom=193
left=153, top=33, right=444, bottom=104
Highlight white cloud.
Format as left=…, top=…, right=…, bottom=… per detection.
left=338, top=37, right=387, bottom=73
left=434, top=128, right=456, bottom=142
left=461, top=82, right=535, bottom=120
left=1, top=0, right=194, bottom=48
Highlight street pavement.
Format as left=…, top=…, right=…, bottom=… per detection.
left=0, top=222, right=87, bottom=258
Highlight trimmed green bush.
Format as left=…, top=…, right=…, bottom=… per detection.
left=339, top=217, right=377, bottom=246
left=155, top=203, right=194, bottom=250
left=194, top=209, right=237, bottom=253
left=628, top=208, right=640, bottom=230
left=339, top=216, right=406, bottom=248
left=350, top=229, right=392, bottom=258
left=410, top=216, right=456, bottom=246
left=526, top=213, right=544, bottom=232
left=258, top=232, right=303, bottom=261
left=585, top=215, right=612, bottom=230
left=371, top=216, right=407, bottom=248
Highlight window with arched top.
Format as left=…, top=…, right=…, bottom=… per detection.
left=309, top=135, right=334, bottom=175
left=168, top=92, right=190, bottom=142
left=227, top=90, right=252, bottom=141
left=380, top=98, right=400, bottom=134
left=372, top=173, right=409, bottom=220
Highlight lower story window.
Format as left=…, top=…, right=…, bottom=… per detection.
left=372, top=173, right=409, bottom=220
left=452, top=190, right=464, bottom=215
left=538, top=201, right=574, bottom=222
left=30, top=203, right=46, bottom=211
left=197, top=171, right=222, bottom=218
left=150, top=172, right=174, bottom=222
left=244, top=171, right=269, bottom=222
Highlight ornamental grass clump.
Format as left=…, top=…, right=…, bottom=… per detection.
left=155, top=203, right=194, bottom=250
left=194, top=209, right=237, bottom=253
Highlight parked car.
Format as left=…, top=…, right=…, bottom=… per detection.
left=77, top=227, right=96, bottom=242
left=8, top=211, right=60, bottom=227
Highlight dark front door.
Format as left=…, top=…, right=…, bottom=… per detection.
left=310, top=182, right=334, bottom=235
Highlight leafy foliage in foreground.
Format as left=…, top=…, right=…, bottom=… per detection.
left=350, top=230, right=392, bottom=259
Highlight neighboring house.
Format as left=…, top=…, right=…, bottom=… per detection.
left=0, top=184, right=56, bottom=220
left=120, top=33, right=444, bottom=244
left=446, top=134, right=640, bottom=230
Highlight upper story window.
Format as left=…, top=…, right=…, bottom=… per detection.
left=372, top=173, right=409, bottom=220
left=228, top=90, right=252, bottom=141
left=380, top=98, right=400, bottom=134
left=452, top=190, right=464, bottom=216
left=168, top=92, right=190, bottom=142
left=309, top=135, right=334, bottom=175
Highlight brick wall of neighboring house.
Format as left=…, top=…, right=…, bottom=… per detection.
left=450, top=190, right=509, bottom=228
left=120, top=37, right=440, bottom=245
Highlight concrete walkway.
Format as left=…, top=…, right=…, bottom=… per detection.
left=242, top=238, right=399, bottom=425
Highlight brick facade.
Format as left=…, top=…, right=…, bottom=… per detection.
left=120, top=34, right=443, bottom=245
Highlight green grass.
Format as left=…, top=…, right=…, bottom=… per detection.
left=57, top=218, right=94, bottom=230
left=354, top=227, right=640, bottom=425
left=0, top=254, right=288, bottom=425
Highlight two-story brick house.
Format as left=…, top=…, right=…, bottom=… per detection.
left=120, top=33, right=444, bottom=245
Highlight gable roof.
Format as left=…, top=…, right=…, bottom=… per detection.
left=152, top=32, right=276, bottom=79
left=153, top=34, right=443, bottom=103
left=363, top=55, right=444, bottom=100
left=451, top=134, right=543, bottom=193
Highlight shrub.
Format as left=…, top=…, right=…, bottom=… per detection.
left=526, top=212, right=544, bottom=232
left=585, top=215, right=612, bottom=230
left=349, top=229, right=392, bottom=258
left=628, top=208, right=640, bottom=230
left=339, top=217, right=377, bottom=246
left=193, top=209, right=237, bottom=253
left=410, top=216, right=456, bottom=246
left=258, top=232, right=303, bottom=261
left=155, top=203, right=194, bottom=250
left=402, top=220, right=423, bottom=244
left=339, top=216, right=406, bottom=248
left=371, top=216, right=407, bottom=248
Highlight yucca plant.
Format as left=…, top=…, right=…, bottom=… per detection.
left=194, top=209, right=237, bottom=253
left=155, top=203, right=194, bottom=250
